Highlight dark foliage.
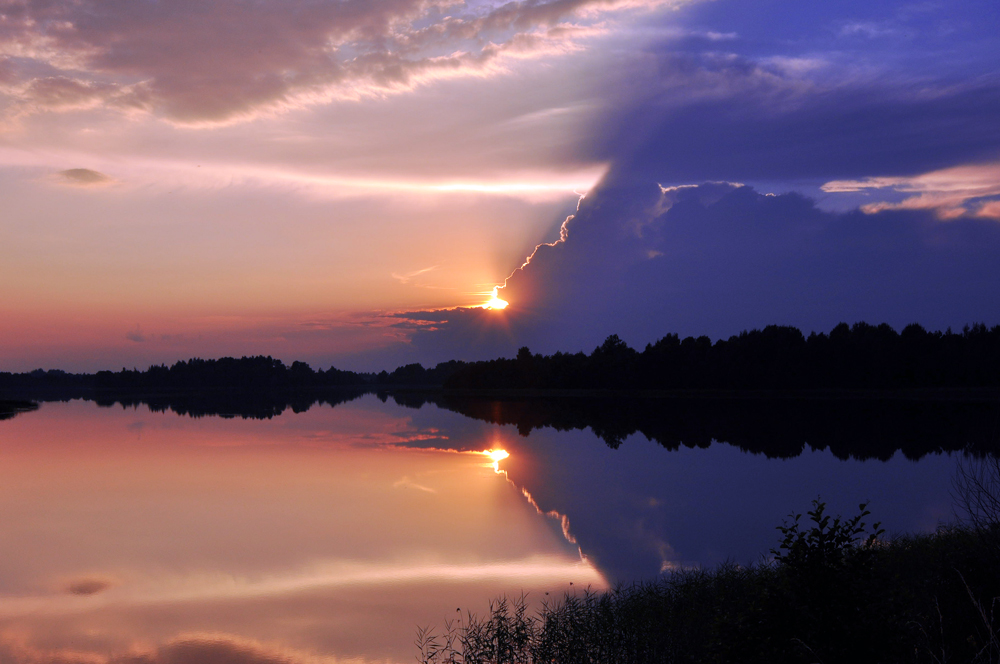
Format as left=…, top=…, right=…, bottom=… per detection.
left=445, top=322, right=1000, bottom=391
left=373, top=359, right=469, bottom=387
left=0, top=368, right=93, bottom=400
left=0, top=357, right=368, bottom=419
left=93, top=389, right=368, bottom=420
left=393, top=392, right=1000, bottom=460
left=91, top=356, right=365, bottom=391
left=419, top=502, right=1000, bottom=664
left=955, top=457, right=1000, bottom=566
left=0, top=399, right=38, bottom=420
left=0, top=356, right=363, bottom=394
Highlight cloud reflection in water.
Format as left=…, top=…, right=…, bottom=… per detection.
left=0, top=399, right=602, bottom=664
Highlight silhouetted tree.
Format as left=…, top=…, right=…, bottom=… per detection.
left=445, top=322, right=1000, bottom=391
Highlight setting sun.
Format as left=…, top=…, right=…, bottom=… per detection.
left=482, top=286, right=509, bottom=310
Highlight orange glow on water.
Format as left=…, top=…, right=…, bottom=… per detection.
left=483, top=448, right=510, bottom=472
left=0, top=402, right=604, bottom=663
left=482, top=286, right=509, bottom=310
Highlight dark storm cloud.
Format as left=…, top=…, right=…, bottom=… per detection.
left=393, top=180, right=1000, bottom=362
left=384, top=2, right=1000, bottom=363
left=587, top=50, right=1000, bottom=184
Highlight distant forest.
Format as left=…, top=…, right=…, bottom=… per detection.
left=445, top=322, right=1000, bottom=390
left=2, top=322, right=1000, bottom=400
left=0, top=355, right=364, bottom=398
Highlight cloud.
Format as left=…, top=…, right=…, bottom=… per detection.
left=55, top=168, right=113, bottom=186
left=977, top=200, right=1000, bottom=219
left=837, top=21, right=902, bottom=39
left=393, top=476, right=438, bottom=493
left=16, top=76, right=149, bottom=113
left=587, top=50, right=1000, bottom=184
left=389, top=179, right=1000, bottom=363
left=64, top=577, right=114, bottom=596
left=390, top=265, right=439, bottom=285
left=0, top=0, right=690, bottom=123
left=369, top=0, right=1000, bottom=362
left=822, top=162, right=1000, bottom=220
left=578, top=0, right=1000, bottom=187
left=125, top=326, right=147, bottom=343
left=119, top=637, right=314, bottom=664
left=0, top=634, right=331, bottom=664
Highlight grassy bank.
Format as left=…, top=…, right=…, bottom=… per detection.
left=419, top=501, right=1000, bottom=664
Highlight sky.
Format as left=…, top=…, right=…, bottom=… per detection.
left=1, top=0, right=999, bottom=372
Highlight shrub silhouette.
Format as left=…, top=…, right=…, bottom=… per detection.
left=771, top=499, right=884, bottom=570
left=417, top=501, right=1000, bottom=664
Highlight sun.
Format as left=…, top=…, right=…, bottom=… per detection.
left=482, top=286, right=509, bottom=310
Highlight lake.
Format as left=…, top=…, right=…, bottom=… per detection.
left=0, top=393, right=993, bottom=663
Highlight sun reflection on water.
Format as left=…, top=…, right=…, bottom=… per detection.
left=479, top=444, right=586, bottom=560
left=483, top=448, right=510, bottom=472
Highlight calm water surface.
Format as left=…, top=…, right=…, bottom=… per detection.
left=0, top=396, right=971, bottom=663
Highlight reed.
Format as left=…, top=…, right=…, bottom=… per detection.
left=418, top=502, right=1000, bottom=663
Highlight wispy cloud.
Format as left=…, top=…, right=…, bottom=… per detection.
left=0, top=0, right=694, bottom=124
left=823, top=162, right=1000, bottom=219
left=837, top=21, right=900, bottom=39
left=125, top=325, right=147, bottom=343
left=391, top=266, right=439, bottom=285
left=393, top=476, right=438, bottom=493
left=0, top=634, right=339, bottom=664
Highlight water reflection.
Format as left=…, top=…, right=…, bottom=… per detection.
left=401, top=392, right=1000, bottom=460
left=0, top=399, right=602, bottom=664
left=485, top=448, right=510, bottom=472
left=497, top=428, right=963, bottom=580
left=387, top=393, right=998, bottom=579
left=0, top=393, right=994, bottom=663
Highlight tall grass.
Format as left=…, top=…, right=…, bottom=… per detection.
left=418, top=504, right=1000, bottom=663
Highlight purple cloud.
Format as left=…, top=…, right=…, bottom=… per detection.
left=389, top=179, right=1000, bottom=364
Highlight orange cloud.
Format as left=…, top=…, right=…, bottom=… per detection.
left=822, top=162, right=1000, bottom=220
left=0, top=634, right=332, bottom=664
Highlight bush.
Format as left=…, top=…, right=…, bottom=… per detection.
left=417, top=500, right=1000, bottom=664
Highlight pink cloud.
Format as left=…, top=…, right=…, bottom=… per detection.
left=977, top=200, right=1000, bottom=219
left=823, top=162, right=1000, bottom=220
left=0, top=0, right=688, bottom=123
left=0, top=634, right=326, bottom=664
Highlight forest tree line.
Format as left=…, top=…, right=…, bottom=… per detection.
left=0, top=355, right=365, bottom=398
left=3, top=322, right=1000, bottom=396
left=444, top=322, right=1000, bottom=390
